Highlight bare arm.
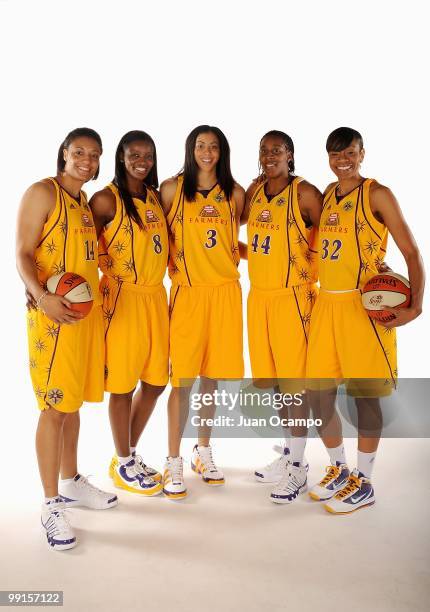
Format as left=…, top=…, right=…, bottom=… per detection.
left=370, top=182, right=425, bottom=327
left=16, top=181, right=82, bottom=324
left=160, top=177, right=178, bottom=216
left=232, top=184, right=247, bottom=260
left=88, top=188, right=116, bottom=237
left=297, top=180, right=323, bottom=227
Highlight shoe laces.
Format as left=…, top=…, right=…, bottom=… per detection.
left=197, top=446, right=218, bottom=473
left=264, top=443, right=289, bottom=470
left=168, top=457, right=184, bottom=483
left=276, top=467, right=303, bottom=495
left=335, top=473, right=361, bottom=499
left=320, top=465, right=340, bottom=486
left=128, top=461, right=156, bottom=485
left=45, top=504, right=72, bottom=539
left=74, top=475, right=105, bottom=495
left=134, top=455, right=155, bottom=477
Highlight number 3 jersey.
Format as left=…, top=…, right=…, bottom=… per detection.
left=34, top=177, right=101, bottom=304
left=167, top=175, right=240, bottom=286
left=319, top=178, right=388, bottom=291
left=99, top=183, right=168, bottom=286
left=247, top=177, right=318, bottom=290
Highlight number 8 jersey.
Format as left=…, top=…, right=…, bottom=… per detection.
left=247, top=177, right=318, bottom=290
left=99, top=183, right=168, bottom=286
left=319, top=178, right=388, bottom=290
left=167, top=175, right=240, bottom=286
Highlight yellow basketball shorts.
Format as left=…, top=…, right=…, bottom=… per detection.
left=306, top=289, right=397, bottom=396
left=27, top=303, right=104, bottom=413
left=169, top=280, right=244, bottom=387
left=248, top=284, right=318, bottom=391
left=101, top=276, right=169, bottom=393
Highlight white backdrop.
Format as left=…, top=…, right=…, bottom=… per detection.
left=1, top=0, right=428, bottom=483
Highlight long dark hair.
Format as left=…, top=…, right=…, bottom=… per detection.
left=259, top=130, right=295, bottom=177
left=57, top=127, right=103, bottom=179
left=113, top=130, right=158, bottom=230
left=182, top=125, right=235, bottom=201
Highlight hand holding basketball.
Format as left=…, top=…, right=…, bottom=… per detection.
left=361, top=272, right=419, bottom=328
left=37, top=292, right=84, bottom=325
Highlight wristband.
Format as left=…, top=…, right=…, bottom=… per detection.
left=36, top=290, right=49, bottom=310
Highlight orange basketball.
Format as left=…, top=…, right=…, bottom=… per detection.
left=362, top=272, right=411, bottom=323
left=46, top=272, right=94, bottom=317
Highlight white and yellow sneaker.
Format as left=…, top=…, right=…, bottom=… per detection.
left=191, top=444, right=225, bottom=486
left=113, top=459, right=162, bottom=496
left=163, top=456, right=187, bottom=500
left=109, top=453, right=161, bottom=482
left=325, top=469, right=375, bottom=514
left=309, top=463, right=350, bottom=501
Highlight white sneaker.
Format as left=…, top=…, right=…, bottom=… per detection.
left=113, top=460, right=162, bottom=496
left=41, top=498, right=76, bottom=551
left=163, top=456, right=187, bottom=499
left=309, top=463, right=350, bottom=501
left=59, top=474, right=119, bottom=509
left=270, top=462, right=308, bottom=504
left=325, top=469, right=375, bottom=514
left=191, top=444, right=225, bottom=485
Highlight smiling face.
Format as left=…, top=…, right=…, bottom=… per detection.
left=121, top=140, right=155, bottom=182
left=259, top=135, right=292, bottom=179
left=194, top=132, right=220, bottom=173
left=63, top=137, right=101, bottom=182
left=328, top=139, right=365, bottom=180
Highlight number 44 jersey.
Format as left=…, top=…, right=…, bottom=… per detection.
left=247, top=177, right=318, bottom=290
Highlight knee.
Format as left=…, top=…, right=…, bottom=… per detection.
left=141, top=382, right=166, bottom=399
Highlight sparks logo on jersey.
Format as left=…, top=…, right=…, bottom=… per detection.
left=69, top=203, right=76, bottom=209
left=343, top=201, right=354, bottom=211
left=276, top=197, right=286, bottom=206
left=82, top=213, right=94, bottom=227
left=148, top=196, right=155, bottom=205
left=255, top=197, right=262, bottom=204
left=214, top=193, right=224, bottom=203
left=146, top=210, right=160, bottom=223
left=325, top=212, right=340, bottom=226
left=256, top=210, right=273, bottom=223
left=199, top=205, right=220, bottom=218
left=47, top=388, right=64, bottom=405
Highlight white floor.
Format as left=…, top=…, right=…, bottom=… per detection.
left=1, top=438, right=429, bottom=612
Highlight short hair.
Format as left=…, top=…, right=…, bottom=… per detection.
left=260, top=130, right=295, bottom=173
left=326, top=127, right=363, bottom=153
left=57, top=127, right=103, bottom=179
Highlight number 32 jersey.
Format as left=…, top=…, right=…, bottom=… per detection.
left=167, top=175, right=240, bottom=286
left=99, top=183, right=168, bottom=286
left=319, top=178, right=388, bottom=291
left=247, top=177, right=318, bottom=290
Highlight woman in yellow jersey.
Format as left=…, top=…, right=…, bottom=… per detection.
left=89, top=131, right=168, bottom=497
left=306, top=127, right=424, bottom=514
left=160, top=125, right=245, bottom=499
left=16, top=128, right=118, bottom=552
left=241, top=131, right=322, bottom=504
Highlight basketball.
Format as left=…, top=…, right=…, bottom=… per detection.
left=362, top=272, right=411, bottom=323
left=46, top=272, right=94, bottom=317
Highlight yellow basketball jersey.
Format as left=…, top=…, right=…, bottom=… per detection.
left=247, top=178, right=318, bottom=290
left=167, top=175, right=240, bottom=286
left=99, top=183, right=168, bottom=286
left=319, top=178, right=388, bottom=291
left=34, top=178, right=100, bottom=304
